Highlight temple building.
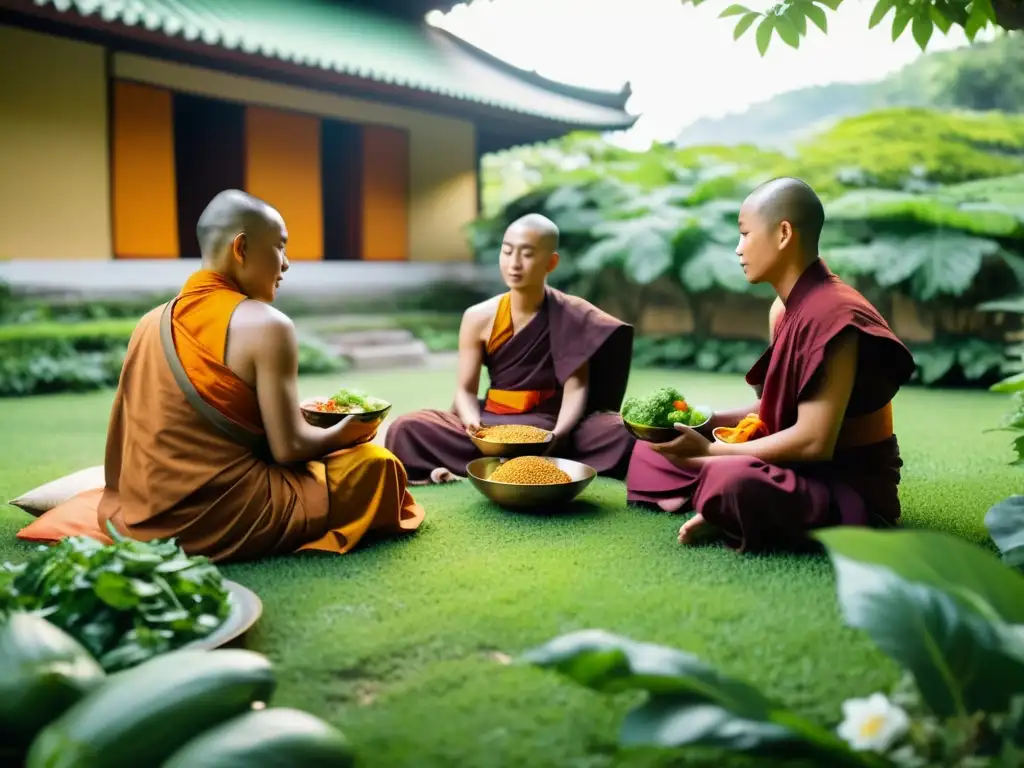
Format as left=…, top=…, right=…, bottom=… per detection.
left=0, top=0, right=636, bottom=265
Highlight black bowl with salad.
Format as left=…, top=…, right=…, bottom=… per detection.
left=300, top=388, right=392, bottom=428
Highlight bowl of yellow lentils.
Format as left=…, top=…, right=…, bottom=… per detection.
left=465, top=455, right=596, bottom=510
left=469, top=424, right=554, bottom=458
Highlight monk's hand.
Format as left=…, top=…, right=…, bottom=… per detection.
left=337, top=415, right=378, bottom=447
left=650, top=423, right=711, bottom=462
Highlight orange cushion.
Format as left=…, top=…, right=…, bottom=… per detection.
left=17, top=489, right=112, bottom=546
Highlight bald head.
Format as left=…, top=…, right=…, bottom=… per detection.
left=744, top=177, right=824, bottom=254
left=196, top=189, right=282, bottom=264
left=507, top=213, right=559, bottom=253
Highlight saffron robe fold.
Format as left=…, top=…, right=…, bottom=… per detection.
left=385, top=286, right=637, bottom=483
left=17, top=271, right=425, bottom=562
left=626, top=259, right=917, bottom=553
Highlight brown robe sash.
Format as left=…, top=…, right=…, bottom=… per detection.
left=159, top=298, right=266, bottom=455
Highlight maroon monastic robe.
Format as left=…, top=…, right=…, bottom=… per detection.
left=626, top=259, right=917, bottom=553
left=385, top=286, right=636, bottom=483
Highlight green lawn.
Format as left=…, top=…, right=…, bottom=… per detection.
left=0, top=369, right=1019, bottom=767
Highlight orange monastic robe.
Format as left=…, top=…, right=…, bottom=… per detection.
left=18, top=270, right=425, bottom=562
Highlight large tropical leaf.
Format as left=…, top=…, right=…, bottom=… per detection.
left=824, top=241, right=896, bottom=278
left=680, top=242, right=750, bottom=293
left=979, top=294, right=1024, bottom=314
left=873, top=232, right=999, bottom=300
left=522, top=629, right=879, bottom=766
left=986, top=496, right=1024, bottom=570
left=815, top=528, right=1024, bottom=719
left=826, top=189, right=1024, bottom=240
left=577, top=215, right=684, bottom=285
left=910, top=345, right=956, bottom=385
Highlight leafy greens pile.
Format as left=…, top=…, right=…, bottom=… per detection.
left=328, top=387, right=389, bottom=413
left=0, top=524, right=231, bottom=672
left=621, top=386, right=707, bottom=428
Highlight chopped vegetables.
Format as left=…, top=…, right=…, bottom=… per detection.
left=621, top=387, right=707, bottom=428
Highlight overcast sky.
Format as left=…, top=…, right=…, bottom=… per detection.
left=429, top=0, right=986, bottom=147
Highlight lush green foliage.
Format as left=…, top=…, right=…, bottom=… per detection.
left=471, top=135, right=1024, bottom=388
left=525, top=524, right=1024, bottom=766
left=688, top=0, right=1020, bottom=57
left=0, top=318, right=346, bottom=398
left=0, top=527, right=231, bottom=672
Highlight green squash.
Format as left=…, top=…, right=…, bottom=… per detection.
left=0, top=612, right=106, bottom=748
left=27, top=648, right=275, bottom=768
left=163, top=707, right=355, bottom=767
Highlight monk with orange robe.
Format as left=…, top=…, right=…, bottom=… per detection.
left=385, top=214, right=636, bottom=483
left=626, top=178, right=916, bottom=553
left=18, top=190, right=424, bottom=562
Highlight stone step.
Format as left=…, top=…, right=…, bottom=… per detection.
left=325, top=329, right=416, bottom=352
left=345, top=340, right=429, bottom=370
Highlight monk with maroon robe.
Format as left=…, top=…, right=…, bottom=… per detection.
left=18, top=190, right=424, bottom=561
left=626, top=178, right=916, bottom=553
left=385, top=214, right=636, bottom=483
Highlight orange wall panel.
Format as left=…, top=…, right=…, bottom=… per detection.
left=112, top=81, right=179, bottom=259
left=361, top=126, right=409, bottom=261
left=244, top=106, right=323, bottom=261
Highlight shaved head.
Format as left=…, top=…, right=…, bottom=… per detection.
left=196, top=189, right=281, bottom=264
left=744, top=177, right=824, bottom=253
left=507, top=213, right=559, bottom=253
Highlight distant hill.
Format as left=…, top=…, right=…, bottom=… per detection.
left=675, top=33, right=1024, bottom=150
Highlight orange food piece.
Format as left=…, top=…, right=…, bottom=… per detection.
left=715, top=414, right=768, bottom=444
left=673, top=399, right=688, bottom=411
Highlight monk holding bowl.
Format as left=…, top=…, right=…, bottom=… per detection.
left=385, top=214, right=637, bottom=483
left=19, top=190, right=425, bottom=561
left=626, top=178, right=916, bottom=553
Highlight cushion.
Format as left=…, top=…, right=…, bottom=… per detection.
left=17, top=489, right=113, bottom=546
left=7, top=465, right=105, bottom=517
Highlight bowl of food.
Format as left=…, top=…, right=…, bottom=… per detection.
left=469, top=424, right=554, bottom=458
left=712, top=414, right=767, bottom=444
left=466, top=456, right=596, bottom=510
left=301, top=387, right=392, bottom=429
left=620, top=387, right=712, bottom=443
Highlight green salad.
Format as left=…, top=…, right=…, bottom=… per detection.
left=325, top=388, right=389, bottom=414
left=621, top=387, right=707, bottom=428
left=0, top=524, right=231, bottom=672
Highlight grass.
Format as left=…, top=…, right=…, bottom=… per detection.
left=0, top=368, right=1019, bottom=767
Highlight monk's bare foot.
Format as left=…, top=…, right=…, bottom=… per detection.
left=430, top=467, right=464, bottom=484
left=657, top=497, right=687, bottom=513
left=678, top=513, right=716, bottom=545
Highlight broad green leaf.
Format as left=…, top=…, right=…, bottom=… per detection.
left=913, top=346, right=954, bottom=383
left=756, top=16, right=775, bottom=55
left=786, top=5, right=808, bottom=35
left=911, top=13, right=934, bottom=50
left=929, top=5, right=954, bottom=32
left=544, top=185, right=589, bottom=212
left=979, top=295, right=1024, bottom=314
left=734, top=11, right=760, bottom=39
left=868, top=0, right=894, bottom=28
left=577, top=237, right=628, bottom=273
left=816, top=528, right=1024, bottom=718
left=892, top=9, right=912, bottom=40
left=814, top=0, right=843, bottom=10
left=986, top=496, right=1024, bottom=570
left=719, top=3, right=752, bottom=17
left=957, top=338, right=1006, bottom=381
left=522, top=629, right=877, bottom=765
left=803, top=1, right=828, bottom=32
left=992, top=372, right=1024, bottom=394
left=815, top=528, right=1024, bottom=622
left=823, top=242, right=890, bottom=278
left=774, top=14, right=802, bottom=48
left=623, top=231, right=675, bottom=285
left=873, top=233, right=995, bottom=301
left=681, top=242, right=749, bottom=294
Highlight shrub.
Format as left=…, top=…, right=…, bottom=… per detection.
left=0, top=319, right=347, bottom=398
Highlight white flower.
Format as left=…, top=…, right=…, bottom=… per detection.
left=836, top=692, right=911, bottom=753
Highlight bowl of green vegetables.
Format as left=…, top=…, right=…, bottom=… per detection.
left=300, top=387, right=392, bottom=429
left=620, top=387, right=712, bottom=443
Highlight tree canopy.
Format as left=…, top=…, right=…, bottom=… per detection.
left=684, top=0, right=1023, bottom=56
